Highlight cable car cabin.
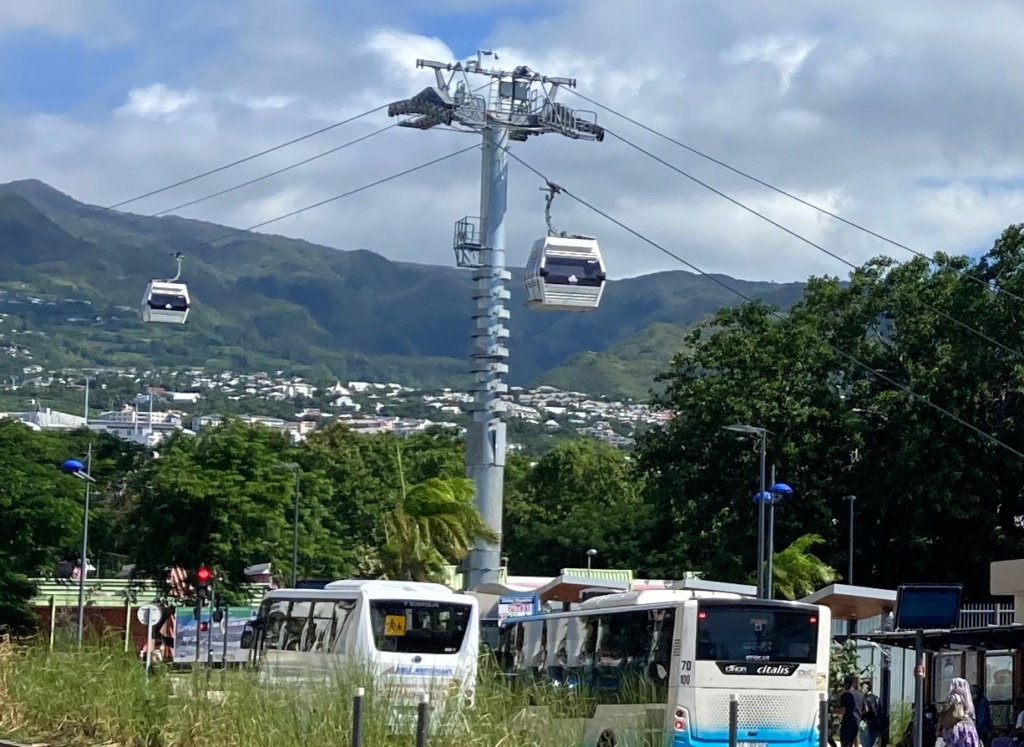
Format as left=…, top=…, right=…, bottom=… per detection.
left=524, top=236, right=606, bottom=311
left=141, top=281, right=190, bottom=324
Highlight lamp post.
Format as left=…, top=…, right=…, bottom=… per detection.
left=274, top=461, right=301, bottom=587
left=723, top=424, right=769, bottom=597
left=586, top=549, right=597, bottom=571
left=843, top=495, right=856, bottom=584
left=60, top=446, right=96, bottom=648
left=764, top=469, right=793, bottom=601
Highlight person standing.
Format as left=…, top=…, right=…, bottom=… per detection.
left=839, top=675, right=866, bottom=747
left=939, top=678, right=981, bottom=747
left=972, top=684, right=991, bottom=746
left=862, top=681, right=883, bottom=747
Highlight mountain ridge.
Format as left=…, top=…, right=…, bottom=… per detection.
left=0, top=179, right=807, bottom=395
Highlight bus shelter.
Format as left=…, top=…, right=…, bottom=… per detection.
left=849, top=625, right=1024, bottom=732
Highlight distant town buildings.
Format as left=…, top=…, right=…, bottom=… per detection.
left=0, top=366, right=670, bottom=449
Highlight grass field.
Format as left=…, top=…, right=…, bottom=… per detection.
left=0, top=641, right=584, bottom=747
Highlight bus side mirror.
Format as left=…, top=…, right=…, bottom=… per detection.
left=240, top=621, right=256, bottom=649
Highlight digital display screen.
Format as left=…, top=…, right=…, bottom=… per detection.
left=894, top=584, right=963, bottom=630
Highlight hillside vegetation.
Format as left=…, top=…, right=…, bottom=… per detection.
left=0, top=179, right=806, bottom=393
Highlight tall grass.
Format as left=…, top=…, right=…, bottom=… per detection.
left=0, top=641, right=587, bottom=747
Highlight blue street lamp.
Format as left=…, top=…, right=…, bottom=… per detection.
left=753, top=479, right=794, bottom=600
left=60, top=446, right=95, bottom=647
left=723, top=424, right=770, bottom=598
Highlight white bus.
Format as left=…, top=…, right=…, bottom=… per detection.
left=241, top=580, right=479, bottom=709
left=497, top=590, right=831, bottom=747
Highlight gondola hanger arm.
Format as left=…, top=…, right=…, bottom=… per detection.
left=167, top=252, right=184, bottom=283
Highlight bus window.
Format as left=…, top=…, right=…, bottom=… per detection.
left=262, top=600, right=292, bottom=651
left=696, top=605, right=818, bottom=663
left=370, top=600, right=472, bottom=655
left=306, top=601, right=336, bottom=652
left=329, top=601, right=356, bottom=654
left=522, top=621, right=544, bottom=677
left=547, top=618, right=569, bottom=683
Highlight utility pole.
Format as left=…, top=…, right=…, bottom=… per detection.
left=83, top=375, right=91, bottom=424
left=76, top=443, right=93, bottom=647
left=388, top=51, right=604, bottom=590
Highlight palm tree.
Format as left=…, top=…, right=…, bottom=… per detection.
left=380, top=445, right=498, bottom=582
left=772, top=534, right=838, bottom=600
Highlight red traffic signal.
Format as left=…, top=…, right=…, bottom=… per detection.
left=197, top=565, right=211, bottom=584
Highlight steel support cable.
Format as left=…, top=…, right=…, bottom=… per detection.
left=566, top=87, right=1024, bottom=306
left=58, top=104, right=391, bottom=229
left=504, top=147, right=1024, bottom=460
left=201, top=143, right=479, bottom=247
left=69, top=84, right=493, bottom=244
left=601, top=126, right=1024, bottom=363
left=74, top=123, right=401, bottom=243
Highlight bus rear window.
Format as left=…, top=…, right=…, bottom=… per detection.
left=696, top=606, right=818, bottom=663
left=370, top=600, right=471, bottom=655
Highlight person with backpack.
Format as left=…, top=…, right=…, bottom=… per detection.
left=938, top=678, right=981, bottom=747
left=862, top=681, right=883, bottom=747
left=838, top=675, right=866, bottom=747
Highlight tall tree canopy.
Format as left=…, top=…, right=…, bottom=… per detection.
left=637, top=227, right=1024, bottom=594
left=504, top=440, right=651, bottom=575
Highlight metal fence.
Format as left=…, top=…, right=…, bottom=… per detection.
left=832, top=603, right=1015, bottom=706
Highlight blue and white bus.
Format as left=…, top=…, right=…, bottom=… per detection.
left=497, top=589, right=831, bottom=747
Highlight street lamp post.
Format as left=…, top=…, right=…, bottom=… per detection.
left=60, top=445, right=96, bottom=648
left=586, top=549, right=597, bottom=571
left=764, top=468, right=793, bottom=601
left=723, top=424, right=769, bottom=597
left=274, top=462, right=302, bottom=587
left=843, top=495, right=857, bottom=585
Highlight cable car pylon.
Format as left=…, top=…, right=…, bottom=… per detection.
left=387, top=50, right=605, bottom=591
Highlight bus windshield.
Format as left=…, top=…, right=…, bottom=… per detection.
left=696, top=605, right=818, bottom=663
left=370, top=600, right=472, bottom=655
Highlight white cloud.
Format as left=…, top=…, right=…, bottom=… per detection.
left=117, top=84, right=201, bottom=118
left=3, top=0, right=1024, bottom=284
left=0, top=0, right=133, bottom=44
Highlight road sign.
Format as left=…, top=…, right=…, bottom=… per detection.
left=137, top=603, right=161, bottom=626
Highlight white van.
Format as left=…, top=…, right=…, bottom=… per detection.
left=241, top=580, right=479, bottom=713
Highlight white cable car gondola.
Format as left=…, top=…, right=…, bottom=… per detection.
left=524, top=235, right=606, bottom=311
left=141, top=252, right=190, bottom=324
left=524, top=183, right=607, bottom=311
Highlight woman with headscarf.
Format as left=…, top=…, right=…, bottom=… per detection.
left=938, top=677, right=982, bottom=747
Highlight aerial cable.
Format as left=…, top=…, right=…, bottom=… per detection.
left=567, top=88, right=1024, bottom=306
left=58, top=103, right=391, bottom=229
left=201, top=143, right=479, bottom=247
left=137, top=144, right=478, bottom=325
left=601, top=126, right=1024, bottom=363
left=505, top=148, right=1024, bottom=461
left=74, top=122, right=400, bottom=243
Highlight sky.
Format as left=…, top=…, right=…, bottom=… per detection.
left=2, top=0, right=1024, bottom=282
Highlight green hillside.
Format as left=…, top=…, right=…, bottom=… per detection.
left=0, top=179, right=807, bottom=392
left=537, top=322, right=696, bottom=398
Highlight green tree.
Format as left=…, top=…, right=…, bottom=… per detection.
left=772, top=534, right=838, bottom=600
left=125, top=418, right=350, bottom=592
left=380, top=445, right=497, bottom=582
left=637, top=229, right=1024, bottom=593
left=503, top=440, right=650, bottom=575
left=301, top=425, right=467, bottom=575
left=0, top=422, right=82, bottom=630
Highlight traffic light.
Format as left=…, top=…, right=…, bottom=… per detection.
left=199, top=620, right=209, bottom=632
left=196, top=564, right=212, bottom=602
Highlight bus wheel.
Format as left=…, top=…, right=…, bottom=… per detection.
left=598, top=730, right=617, bottom=747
